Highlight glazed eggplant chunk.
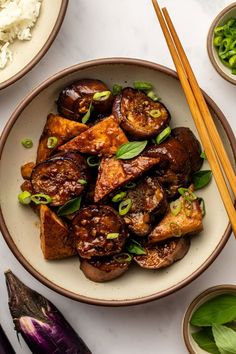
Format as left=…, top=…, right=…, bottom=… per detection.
left=113, top=87, right=170, bottom=139
left=134, top=237, right=190, bottom=269
left=21, top=162, right=35, bottom=180
left=145, top=137, right=191, bottom=199
left=94, top=153, right=160, bottom=202
left=80, top=257, right=130, bottom=282
left=59, top=115, right=128, bottom=156
left=31, top=153, right=89, bottom=206
left=172, top=127, right=203, bottom=173
left=57, top=79, right=113, bottom=121
left=123, top=176, right=168, bottom=236
left=72, top=205, right=128, bottom=259
left=148, top=199, right=203, bottom=244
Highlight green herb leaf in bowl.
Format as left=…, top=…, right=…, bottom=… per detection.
left=190, top=294, right=236, bottom=327
left=212, top=324, right=236, bottom=354
left=192, top=328, right=220, bottom=354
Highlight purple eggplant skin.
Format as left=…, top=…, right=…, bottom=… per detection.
left=5, top=270, right=91, bottom=354
left=0, top=324, right=16, bottom=354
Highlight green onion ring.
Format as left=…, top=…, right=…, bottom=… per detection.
left=156, top=126, right=171, bottom=144
left=119, top=198, right=132, bottom=216
left=112, top=191, right=127, bottom=203
left=18, top=191, right=32, bottom=205
left=87, top=156, right=100, bottom=167
left=21, top=138, right=33, bottom=149
left=93, top=91, right=111, bottom=101
left=113, top=253, right=132, bottom=263
left=47, top=136, right=58, bottom=149
left=31, top=194, right=52, bottom=205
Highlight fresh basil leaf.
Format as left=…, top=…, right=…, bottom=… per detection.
left=212, top=324, right=236, bottom=354
left=126, top=239, right=146, bottom=255
left=200, top=151, right=206, bottom=159
left=192, top=170, right=212, bottom=190
left=192, top=328, right=220, bottom=354
left=190, top=294, right=236, bottom=327
left=116, top=141, right=147, bottom=160
left=57, top=197, right=82, bottom=216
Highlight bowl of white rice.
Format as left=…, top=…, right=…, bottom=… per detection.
left=0, top=0, right=68, bottom=89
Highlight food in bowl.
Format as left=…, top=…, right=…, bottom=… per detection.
left=18, top=78, right=210, bottom=283
left=213, top=17, right=236, bottom=75
left=0, top=0, right=42, bottom=69
left=189, top=292, right=236, bottom=354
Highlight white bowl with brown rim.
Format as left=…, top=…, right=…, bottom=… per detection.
left=0, top=0, right=68, bottom=90
left=183, top=284, right=236, bottom=353
left=207, top=2, right=236, bottom=85
left=0, top=58, right=235, bottom=306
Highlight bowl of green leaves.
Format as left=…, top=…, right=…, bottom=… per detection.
left=183, top=285, right=236, bottom=354
left=207, top=2, right=236, bottom=85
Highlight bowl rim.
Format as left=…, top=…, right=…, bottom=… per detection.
left=0, top=57, right=235, bottom=306
left=0, top=0, right=69, bottom=90
left=207, top=2, right=236, bottom=85
left=182, top=284, right=236, bottom=354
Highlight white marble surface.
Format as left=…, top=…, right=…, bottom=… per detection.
left=0, top=0, right=236, bottom=353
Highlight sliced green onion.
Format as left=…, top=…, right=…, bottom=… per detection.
left=170, top=199, right=182, bottom=216
left=57, top=196, right=82, bottom=216
left=113, top=253, right=132, bottom=263
left=119, top=198, right=132, bottom=215
left=21, top=138, right=33, bottom=149
left=78, top=179, right=87, bottom=185
left=31, top=194, right=52, bottom=205
left=18, top=191, right=32, bottom=205
left=200, top=151, right=206, bottom=159
left=183, top=200, right=193, bottom=218
left=147, top=90, right=159, bottom=101
left=156, top=126, right=171, bottom=144
left=213, top=36, right=223, bottom=47
left=93, top=91, right=111, bottom=101
left=82, top=103, right=93, bottom=124
left=47, top=136, right=58, bottom=149
left=149, top=109, right=161, bottom=118
left=126, top=239, right=146, bottom=255
left=112, top=84, right=122, bottom=95
left=106, top=233, right=119, bottom=239
left=112, top=191, right=127, bottom=203
left=125, top=182, right=136, bottom=189
left=198, top=197, right=206, bottom=217
left=229, top=54, right=236, bottom=67
left=178, top=188, right=197, bottom=202
left=87, top=156, right=100, bottom=167
left=133, top=81, right=153, bottom=91
left=169, top=222, right=182, bottom=237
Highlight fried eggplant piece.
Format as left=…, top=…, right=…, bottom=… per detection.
left=20, top=180, right=33, bottom=194
left=72, top=205, right=128, bottom=259
left=59, top=115, right=128, bottom=156
left=123, top=176, right=167, bottom=236
left=57, top=79, right=113, bottom=121
left=134, top=237, right=190, bottom=269
left=36, top=114, right=87, bottom=163
left=94, top=154, right=160, bottom=202
left=113, top=87, right=170, bottom=139
left=145, top=137, right=191, bottom=199
left=31, top=154, right=88, bottom=206
left=21, top=162, right=35, bottom=180
left=39, top=205, right=76, bottom=260
left=80, top=257, right=129, bottom=282
left=172, top=127, right=203, bottom=173
left=148, top=200, right=203, bottom=244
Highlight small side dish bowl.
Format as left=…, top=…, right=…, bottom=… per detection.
left=0, top=0, right=68, bottom=90
left=183, top=284, right=236, bottom=354
left=0, top=58, right=236, bottom=306
left=207, top=2, right=236, bottom=85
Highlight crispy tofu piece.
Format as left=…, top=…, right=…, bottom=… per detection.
left=58, top=115, right=128, bottom=156
left=21, top=162, right=35, bottom=179
left=148, top=200, right=203, bottom=244
left=36, top=114, right=87, bottom=163
left=94, top=154, right=160, bottom=202
left=39, top=205, right=76, bottom=260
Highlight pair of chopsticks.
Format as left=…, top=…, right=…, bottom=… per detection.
left=152, top=0, right=236, bottom=236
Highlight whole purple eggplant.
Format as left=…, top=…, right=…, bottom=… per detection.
left=0, top=324, right=16, bottom=354
left=5, top=270, right=91, bottom=354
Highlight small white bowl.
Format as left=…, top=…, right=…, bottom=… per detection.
left=207, top=2, right=236, bottom=85
left=0, top=0, right=68, bottom=90
left=183, top=285, right=236, bottom=353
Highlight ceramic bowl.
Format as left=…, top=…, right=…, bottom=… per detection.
left=0, top=58, right=235, bottom=306
left=183, top=284, right=236, bottom=354
left=207, top=2, right=236, bottom=85
left=0, top=0, right=68, bottom=90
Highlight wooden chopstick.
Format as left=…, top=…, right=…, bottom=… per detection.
left=151, top=0, right=236, bottom=236
left=162, top=7, right=236, bottom=198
